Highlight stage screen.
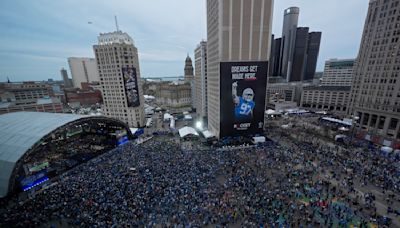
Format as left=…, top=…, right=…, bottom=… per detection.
left=20, top=170, right=49, bottom=191
left=220, top=61, right=268, bottom=137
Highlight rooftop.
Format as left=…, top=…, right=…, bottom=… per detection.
left=303, top=86, right=351, bottom=91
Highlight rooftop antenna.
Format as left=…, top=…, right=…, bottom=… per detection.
left=115, top=15, right=120, bottom=32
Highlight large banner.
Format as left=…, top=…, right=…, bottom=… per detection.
left=122, top=67, right=140, bottom=107
left=220, top=61, right=268, bottom=137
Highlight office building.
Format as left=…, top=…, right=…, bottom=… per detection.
left=0, top=81, right=54, bottom=105
left=301, top=86, right=351, bottom=116
left=290, top=27, right=309, bottom=82
left=184, top=55, right=195, bottom=108
left=281, top=7, right=300, bottom=79
left=207, top=0, right=273, bottom=138
left=194, top=41, right=208, bottom=121
left=269, top=36, right=282, bottom=77
left=156, top=81, right=192, bottom=109
left=60, top=68, right=72, bottom=88
left=94, top=31, right=145, bottom=127
left=269, top=7, right=321, bottom=82
left=64, top=86, right=103, bottom=107
left=266, top=81, right=312, bottom=108
left=0, top=81, right=63, bottom=114
left=349, top=0, right=400, bottom=143
left=321, top=59, right=355, bottom=86
left=304, top=32, right=322, bottom=81
left=68, top=57, right=100, bottom=89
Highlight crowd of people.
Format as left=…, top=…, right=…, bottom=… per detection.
left=1, top=131, right=399, bottom=227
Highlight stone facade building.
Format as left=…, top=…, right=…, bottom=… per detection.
left=348, top=0, right=400, bottom=143
left=94, top=31, right=145, bottom=127
left=206, top=0, right=273, bottom=138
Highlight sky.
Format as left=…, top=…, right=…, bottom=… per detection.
left=0, top=0, right=369, bottom=82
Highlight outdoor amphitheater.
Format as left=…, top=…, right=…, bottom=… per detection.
left=1, top=112, right=399, bottom=227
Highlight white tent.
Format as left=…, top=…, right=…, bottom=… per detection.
left=144, top=95, right=155, bottom=100
left=145, top=118, right=152, bottom=127
left=252, top=136, right=265, bottom=144
left=164, top=113, right=173, bottom=121
left=169, top=118, right=175, bottom=129
left=335, top=134, right=347, bottom=141
left=381, top=146, right=393, bottom=153
left=130, top=128, right=138, bottom=134
left=202, top=130, right=215, bottom=139
left=281, top=124, right=290, bottom=129
left=179, top=126, right=199, bottom=138
left=383, top=139, right=392, bottom=147
left=265, top=109, right=281, bottom=115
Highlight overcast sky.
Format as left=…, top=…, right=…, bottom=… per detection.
left=0, top=0, right=369, bottom=82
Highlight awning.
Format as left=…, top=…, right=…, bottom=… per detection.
left=321, top=117, right=352, bottom=126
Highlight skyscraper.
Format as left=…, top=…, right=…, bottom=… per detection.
left=269, top=35, right=282, bottom=77
left=349, top=0, right=400, bottom=142
left=93, top=31, right=145, bottom=127
left=269, top=7, right=321, bottom=82
left=304, top=32, right=322, bottom=81
left=184, top=55, right=195, bottom=108
left=290, top=27, right=309, bottom=82
left=195, top=41, right=208, bottom=121
left=60, top=68, right=72, bottom=88
left=281, top=7, right=299, bottom=80
left=207, top=0, right=273, bottom=138
left=68, top=57, right=100, bottom=89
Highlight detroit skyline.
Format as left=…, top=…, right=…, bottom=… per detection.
left=0, top=0, right=368, bottom=82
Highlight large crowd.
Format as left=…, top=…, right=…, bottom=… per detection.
left=1, top=131, right=400, bottom=227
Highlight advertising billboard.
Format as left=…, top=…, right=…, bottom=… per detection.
left=122, top=67, right=140, bottom=107
left=220, top=61, right=268, bottom=137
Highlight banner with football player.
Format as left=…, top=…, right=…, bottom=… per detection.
left=122, top=67, right=140, bottom=107
left=220, top=61, right=268, bottom=137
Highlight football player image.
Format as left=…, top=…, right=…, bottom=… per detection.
left=123, top=68, right=139, bottom=106
left=232, top=82, right=255, bottom=120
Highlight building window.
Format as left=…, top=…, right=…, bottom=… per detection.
left=378, top=116, right=386, bottom=129
left=389, top=118, right=398, bottom=130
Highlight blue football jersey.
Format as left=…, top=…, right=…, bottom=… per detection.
left=235, top=97, right=255, bottom=118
